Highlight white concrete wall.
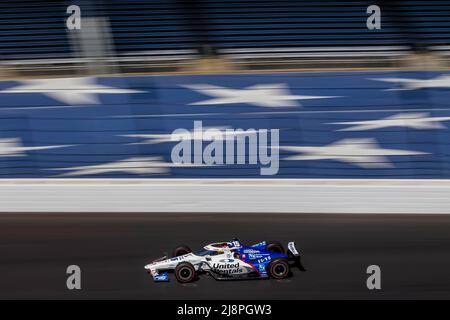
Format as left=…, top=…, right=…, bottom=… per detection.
left=1, top=179, right=449, bottom=214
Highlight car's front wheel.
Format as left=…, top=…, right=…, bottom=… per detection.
left=175, top=262, right=197, bottom=283
left=172, top=245, right=192, bottom=257
left=268, top=258, right=290, bottom=280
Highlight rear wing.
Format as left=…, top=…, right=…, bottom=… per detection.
left=287, top=242, right=299, bottom=256
left=287, top=242, right=306, bottom=271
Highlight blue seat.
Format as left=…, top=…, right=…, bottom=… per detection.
left=1, top=0, right=450, bottom=60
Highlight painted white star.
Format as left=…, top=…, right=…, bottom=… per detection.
left=0, top=138, right=69, bottom=157
left=370, top=75, right=450, bottom=90
left=182, top=83, right=339, bottom=107
left=123, top=126, right=233, bottom=144
left=279, top=138, right=427, bottom=168
left=122, top=127, right=265, bottom=145
left=48, top=157, right=169, bottom=176
left=49, top=156, right=210, bottom=176
left=1, top=77, right=144, bottom=104
left=330, top=112, right=450, bottom=131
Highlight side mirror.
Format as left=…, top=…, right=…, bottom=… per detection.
left=205, top=256, right=212, bottom=261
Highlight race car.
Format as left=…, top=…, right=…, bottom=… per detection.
left=144, top=239, right=305, bottom=283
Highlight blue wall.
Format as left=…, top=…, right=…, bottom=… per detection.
left=0, top=71, right=449, bottom=178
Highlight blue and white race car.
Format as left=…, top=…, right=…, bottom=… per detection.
left=144, top=239, right=305, bottom=283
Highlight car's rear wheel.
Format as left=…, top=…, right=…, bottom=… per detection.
left=266, top=241, right=284, bottom=254
left=175, top=262, right=196, bottom=283
left=268, top=258, right=290, bottom=280
left=172, top=245, right=192, bottom=257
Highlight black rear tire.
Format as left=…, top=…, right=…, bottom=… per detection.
left=175, top=262, right=196, bottom=283
left=268, top=258, right=290, bottom=280
left=172, top=245, right=192, bottom=257
left=266, top=241, right=284, bottom=254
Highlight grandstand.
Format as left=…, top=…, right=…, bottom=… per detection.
left=1, top=0, right=450, bottom=75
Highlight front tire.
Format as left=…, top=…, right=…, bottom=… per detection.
left=268, top=258, right=290, bottom=280
left=175, top=262, right=197, bottom=283
left=172, top=245, right=192, bottom=257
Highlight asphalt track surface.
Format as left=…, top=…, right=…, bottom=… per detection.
left=0, top=213, right=450, bottom=299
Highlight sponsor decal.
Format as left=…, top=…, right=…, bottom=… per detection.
left=228, top=240, right=242, bottom=248
left=154, top=273, right=169, bottom=281
left=212, top=262, right=242, bottom=274
left=248, top=253, right=266, bottom=260
left=170, top=256, right=184, bottom=261
left=257, top=256, right=271, bottom=264
left=243, top=249, right=261, bottom=254
left=253, top=241, right=266, bottom=247
left=169, top=254, right=192, bottom=262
